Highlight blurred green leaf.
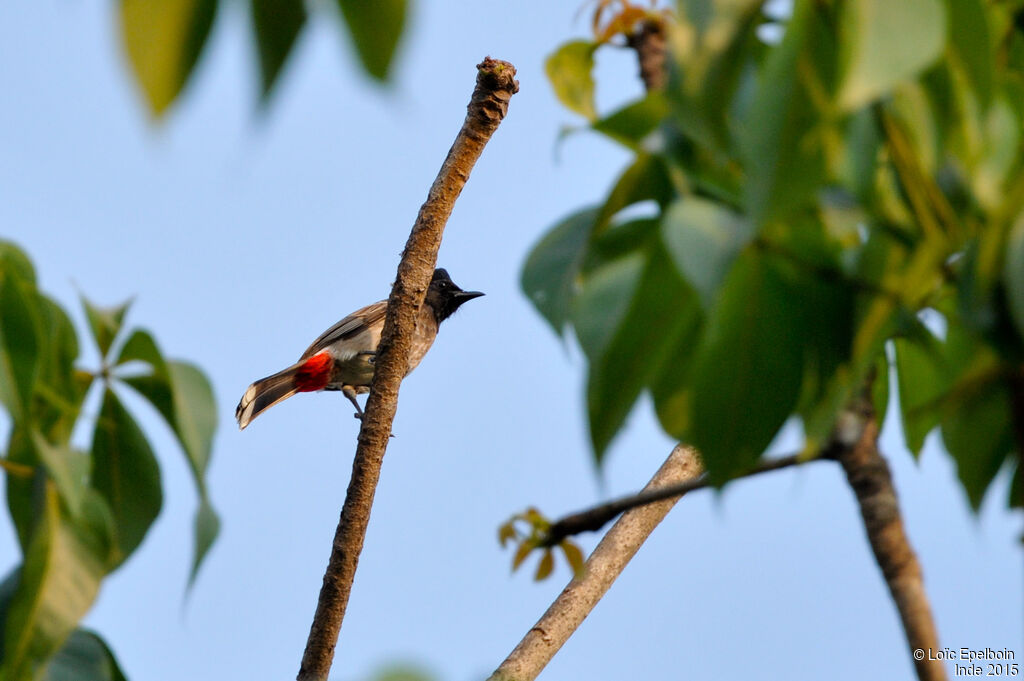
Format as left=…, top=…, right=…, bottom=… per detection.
left=560, top=540, right=585, bottom=577
left=1, top=484, right=105, bottom=681
left=837, top=0, right=946, bottom=110
left=81, top=297, right=130, bottom=361
left=120, top=0, right=218, bottom=117
left=941, top=379, right=1013, bottom=509
left=1005, top=214, right=1024, bottom=340
left=592, top=92, right=669, bottom=148
left=511, top=541, right=533, bottom=572
left=521, top=208, right=599, bottom=336
left=894, top=335, right=947, bottom=456
left=35, top=298, right=88, bottom=444
left=571, top=253, right=646, bottom=362
left=116, top=331, right=218, bottom=580
left=740, top=0, right=825, bottom=225
left=251, top=0, right=306, bottom=99
left=689, top=252, right=805, bottom=482
left=0, top=272, right=42, bottom=421
left=46, top=629, right=128, bottom=681
left=189, top=498, right=220, bottom=589
left=1009, top=465, right=1022, bottom=509
left=545, top=40, right=598, bottom=120
left=30, top=431, right=85, bottom=518
left=587, top=247, right=699, bottom=461
left=661, top=196, right=750, bottom=308
left=595, top=153, right=674, bottom=232
left=945, top=0, right=993, bottom=108
left=368, top=664, right=436, bottom=681
left=91, top=389, right=163, bottom=566
left=0, top=241, right=37, bottom=285
left=337, top=0, right=406, bottom=81
left=117, top=337, right=214, bottom=469
left=533, top=549, right=554, bottom=581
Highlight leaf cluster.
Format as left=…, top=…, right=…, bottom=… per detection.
left=527, top=0, right=1024, bottom=506
left=118, top=0, right=409, bottom=118
left=0, top=241, right=219, bottom=680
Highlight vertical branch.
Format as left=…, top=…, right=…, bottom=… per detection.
left=626, top=18, right=667, bottom=91
left=297, top=58, right=518, bottom=681
left=834, top=394, right=946, bottom=681
left=488, top=446, right=703, bottom=681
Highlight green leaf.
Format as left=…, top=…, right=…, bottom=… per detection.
left=591, top=92, right=669, bottom=148
left=0, top=240, right=37, bottom=285
left=594, top=153, right=674, bottom=232
left=116, top=331, right=219, bottom=580
left=30, top=432, right=85, bottom=519
left=1005, top=214, right=1024, bottom=340
left=740, top=0, right=826, bottom=224
left=0, top=272, right=42, bottom=421
left=81, top=297, right=131, bottom=361
left=251, top=0, right=306, bottom=100
left=570, top=253, right=646, bottom=362
left=0, top=568, right=18, bottom=661
left=35, top=297, right=88, bottom=444
left=120, top=0, right=218, bottom=117
left=521, top=208, right=599, bottom=336
left=46, top=629, right=128, bottom=681
left=661, top=196, right=751, bottom=308
left=533, top=549, right=555, bottom=581
left=189, top=498, right=220, bottom=589
left=837, top=0, right=947, bottom=111
left=945, top=0, right=993, bottom=107
left=118, top=332, right=216, bottom=483
left=587, top=247, right=700, bottom=461
left=559, top=540, right=585, bottom=578
left=369, top=664, right=437, bottom=681
left=545, top=40, right=598, bottom=120
left=893, top=335, right=947, bottom=456
left=336, top=0, right=406, bottom=81
left=91, top=389, right=163, bottom=566
left=511, top=541, right=533, bottom=572
left=1, top=484, right=105, bottom=681
left=689, top=252, right=805, bottom=482
left=941, top=380, right=1013, bottom=509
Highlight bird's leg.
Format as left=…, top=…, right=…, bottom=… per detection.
left=341, top=385, right=364, bottom=420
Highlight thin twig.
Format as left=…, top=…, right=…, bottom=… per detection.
left=541, top=452, right=809, bottom=545
left=488, top=445, right=703, bottom=681
left=296, top=58, right=518, bottom=681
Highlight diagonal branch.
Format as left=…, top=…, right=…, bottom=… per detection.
left=296, top=58, right=518, bottom=681
left=488, top=445, right=703, bottom=681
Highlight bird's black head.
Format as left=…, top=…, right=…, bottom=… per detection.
left=425, top=268, right=483, bottom=323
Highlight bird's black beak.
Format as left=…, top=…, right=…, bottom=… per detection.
left=455, top=290, right=484, bottom=302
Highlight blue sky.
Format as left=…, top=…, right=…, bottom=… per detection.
left=1, top=3, right=1020, bottom=680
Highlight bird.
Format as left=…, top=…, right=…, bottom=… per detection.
left=235, top=268, right=483, bottom=430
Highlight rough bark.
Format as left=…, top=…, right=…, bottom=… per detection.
left=627, top=18, right=667, bottom=91
left=487, top=446, right=702, bottom=681
left=834, top=394, right=946, bottom=681
left=297, top=58, right=518, bottom=681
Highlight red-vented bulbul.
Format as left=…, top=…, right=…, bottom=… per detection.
left=235, top=268, right=482, bottom=429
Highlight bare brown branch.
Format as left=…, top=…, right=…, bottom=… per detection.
left=835, top=393, right=946, bottom=681
left=296, top=58, right=518, bottom=681
left=626, top=18, right=667, bottom=91
left=488, top=445, right=703, bottom=681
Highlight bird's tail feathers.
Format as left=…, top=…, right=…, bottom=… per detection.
left=235, top=365, right=302, bottom=430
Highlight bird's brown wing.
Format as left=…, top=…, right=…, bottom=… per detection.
left=300, top=300, right=388, bottom=360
